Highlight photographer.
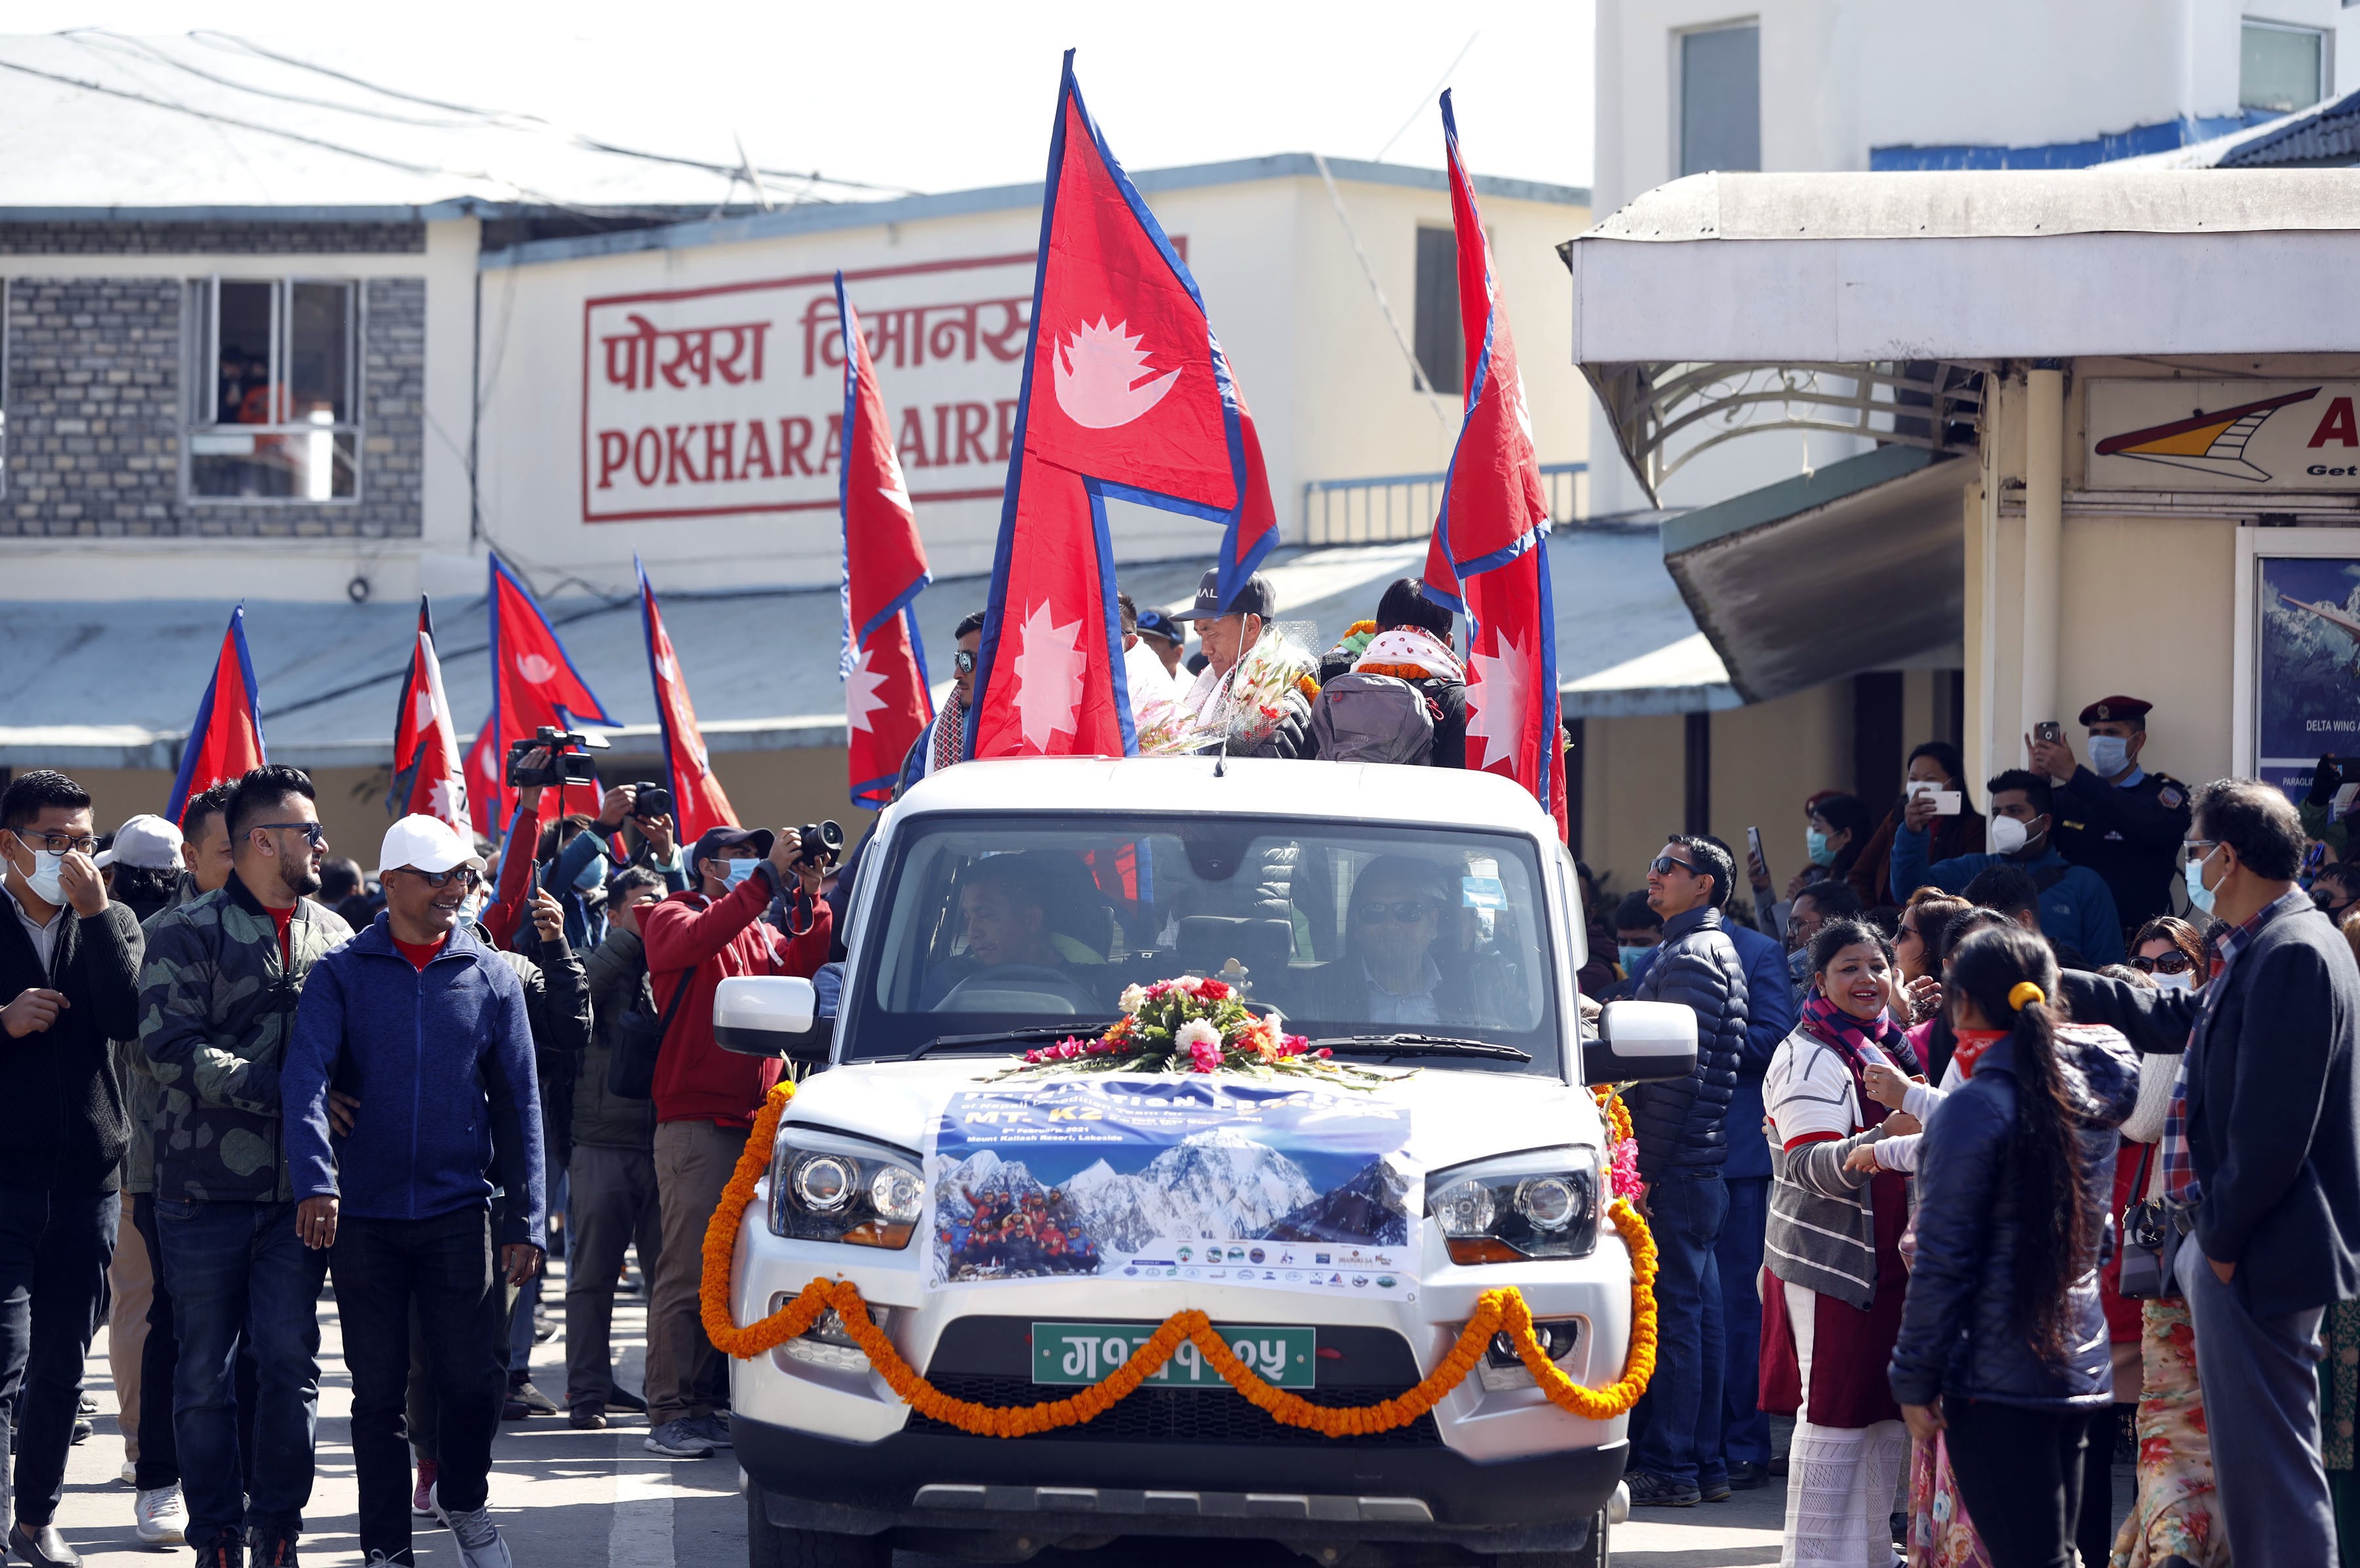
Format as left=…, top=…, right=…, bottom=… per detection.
left=544, top=785, right=691, bottom=952
left=637, top=825, right=831, bottom=1460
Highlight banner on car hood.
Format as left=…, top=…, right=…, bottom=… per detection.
left=924, top=1077, right=1421, bottom=1300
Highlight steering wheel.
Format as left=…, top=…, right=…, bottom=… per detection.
left=934, top=964, right=1099, bottom=1013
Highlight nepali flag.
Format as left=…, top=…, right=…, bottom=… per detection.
left=385, top=597, right=471, bottom=838
left=969, top=50, right=1279, bottom=760
left=166, top=604, right=267, bottom=821
left=486, top=553, right=616, bottom=834
left=1421, top=92, right=1566, bottom=838
left=636, top=557, right=739, bottom=846
left=834, top=273, right=935, bottom=804
left=463, top=717, right=500, bottom=838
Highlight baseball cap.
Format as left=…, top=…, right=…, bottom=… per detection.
left=689, top=825, right=776, bottom=878
left=1170, top=568, right=1277, bottom=622
left=1133, top=608, right=1182, bottom=646
left=97, top=814, right=183, bottom=871
left=378, top=815, right=484, bottom=879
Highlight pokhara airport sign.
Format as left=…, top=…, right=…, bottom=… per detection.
left=2087, top=380, right=2360, bottom=492
left=581, top=243, right=1181, bottom=524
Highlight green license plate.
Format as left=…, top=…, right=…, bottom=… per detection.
left=1031, top=1322, right=1316, bottom=1388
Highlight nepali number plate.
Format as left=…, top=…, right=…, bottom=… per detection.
left=1031, top=1322, right=1316, bottom=1388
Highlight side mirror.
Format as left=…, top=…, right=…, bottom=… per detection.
left=1583, top=1000, right=1697, bottom=1086
left=714, top=975, right=828, bottom=1065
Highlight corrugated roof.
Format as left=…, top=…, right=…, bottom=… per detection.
left=0, top=535, right=1725, bottom=772
left=2114, top=88, right=2360, bottom=171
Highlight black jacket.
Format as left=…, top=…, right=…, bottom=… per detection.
left=0, top=890, right=144, bottom=1192
left=1889, top=1024, right=2139, bottom=1411
left=1627, top=905, right=1746, bottom=1178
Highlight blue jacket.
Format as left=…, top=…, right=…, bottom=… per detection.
left=1887, top=1024, right=2138, bottom=1411
left=1888, top=826, right=2125, bottom=966
left=1627, top=905, right=1748, bottom=1179
left=281, top=915, right=545, bottom=1247
left=1628, top=917, right=1795, bottom=1181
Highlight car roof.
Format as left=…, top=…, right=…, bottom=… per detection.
left=893, top=756, right=1558, bottom=837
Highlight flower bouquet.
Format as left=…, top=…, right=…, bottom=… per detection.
left=1138, top=622, right=1322, bottom=756
left=996, top=975, right=1401, bottom=1088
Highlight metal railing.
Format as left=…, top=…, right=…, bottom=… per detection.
left=1301, top=461, right=1588, bottom=545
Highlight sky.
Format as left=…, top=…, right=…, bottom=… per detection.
left=4, top=1, right=1596, bottom=201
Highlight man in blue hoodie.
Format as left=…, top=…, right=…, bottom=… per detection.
left=282, top=816, right=543, bottom=1568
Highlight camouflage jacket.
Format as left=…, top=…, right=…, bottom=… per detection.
left=140, top=870, right=353, bottom=1204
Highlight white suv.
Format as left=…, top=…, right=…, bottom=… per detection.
left=714, top=757, right=1695, bottom=1568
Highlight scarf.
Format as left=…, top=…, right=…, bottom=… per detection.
left=1800, top=992, right=1922, bottom=1129
left=1353, top=626, right=1465, bottom=684
left=1950, top=1027, right=2007, bottom=1082
left=930, top=686, right=966, bottom=775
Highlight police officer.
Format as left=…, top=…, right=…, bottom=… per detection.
left=2029, top=694, right=2192, bottom=931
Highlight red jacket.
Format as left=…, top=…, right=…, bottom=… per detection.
left=640, top=869, right=831, bottom=1128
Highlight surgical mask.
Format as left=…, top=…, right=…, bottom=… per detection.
left=1618, top=944, right=1653, bottom=973
left=573, top=853, right=610, bottom=893
left=2152, top=970, right=2196, bottom=994
left=720, top=857, right=762, bottom=891
left=2087, top=735, right=2131, bottom=777
left=1989, top=814, right=2031, bottom=856
left=2185, top=848, right=2219, bottom=916
left=1806, top=829, right=1834, bottom=867
left=10, top=841, right=65, bottom=907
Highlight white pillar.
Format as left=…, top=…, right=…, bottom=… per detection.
left=2020, top=365, right=2066, bottom=743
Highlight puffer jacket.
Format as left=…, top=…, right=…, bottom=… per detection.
left=1888, top=1022, right=2140, bottom=1411
left=1627, top=905, right=1747, bottom=1179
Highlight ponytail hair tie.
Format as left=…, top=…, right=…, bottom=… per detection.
left=2008, top=981, right=2047, bottom=1011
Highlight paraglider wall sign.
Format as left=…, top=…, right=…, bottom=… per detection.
left=2235, top=529, right=2360, bottom=805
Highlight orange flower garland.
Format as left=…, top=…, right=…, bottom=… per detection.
left=701, top=1081, right=1659, bottom=1436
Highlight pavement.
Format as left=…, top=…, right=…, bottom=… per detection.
left=41, top=1266, right=2125, bottom=1568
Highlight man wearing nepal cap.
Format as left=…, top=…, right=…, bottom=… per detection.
left=638, top=824, right=831, bottom=1461
left=281, top=813, right=543, bottom=1568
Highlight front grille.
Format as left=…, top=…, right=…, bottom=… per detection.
left=903, top=1373, right=1442, bottom=1447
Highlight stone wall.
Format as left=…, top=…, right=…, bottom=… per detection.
left=0, top=222, right=424, bottom=255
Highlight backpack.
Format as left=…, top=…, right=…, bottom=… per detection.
left=1310, top=672, right=1436, bottom=765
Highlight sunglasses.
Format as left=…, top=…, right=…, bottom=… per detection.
left=954, top=650, right=977, bottom=675
left=2130, top=951, right=2195, bottom=975
left=390, top=865, right=481, bottom=890
left=1354, top=898, right=1437, bottom=924
left=1648, top=855, right=1699, bottom=877
left=250, top=821, right=326, bottom=848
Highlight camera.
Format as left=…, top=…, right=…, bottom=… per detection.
left=631, top=782, right=674, bottom=821
left=792, top=820, right=846, bottom=867
left=505, top=726, right=603, bottom=789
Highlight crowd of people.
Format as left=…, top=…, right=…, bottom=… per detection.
left=0, top=756, right=833, bottom=1568
left=1592, top=696, right=2360, bottom=1568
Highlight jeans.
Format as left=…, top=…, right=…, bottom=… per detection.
left=332, top=1207, right=507, bottom=1563
left=155, top=1198, right=328, bottom=1546
left=1716, top=1175, right=1771, bottom=1468
left=128, top=1193, right=260, bottom=1494
left=0, top=1182, right=117, bottom=1529
left=1629, top=1169, right=1727, bottom=1488
left=1943, top=1399, right=2091, bottom=1568
left=564, top=1143, right=661, bottom=1406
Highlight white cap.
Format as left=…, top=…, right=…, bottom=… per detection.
left=98, top=814, right=184, bottom=871
left=377, top=815, right=482, bottom=879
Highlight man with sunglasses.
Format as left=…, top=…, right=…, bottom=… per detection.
left=1304, top=857, right=1472, bottom=1024
left=901, top=611, right=986, bottom=790
left=140, top=765, right=353, bottom=1568
left=282, top=815, right=543, bottom=1568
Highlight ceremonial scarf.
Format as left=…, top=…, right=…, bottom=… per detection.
left=930, top=687, right=967, bottom=775
left=1950, top=1027, right=2007, bottom=1082
left=1352, top=626, right=1465, bottom=684
left=1800, top=992, right=1922, bottom=1129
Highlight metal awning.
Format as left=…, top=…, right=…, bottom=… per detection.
left=1660, top=446, right=1967, bottom=704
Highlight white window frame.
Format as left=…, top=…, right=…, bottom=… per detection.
left=182, top=275, right=364, bottom=505
left=1672, top=16, right=1763, bottom=180
left=2239, top=17, right=2330, bottom=113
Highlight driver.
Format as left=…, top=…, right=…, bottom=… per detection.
left=958, top=856, right=1067, bottom=971
left=1305, top=856, right=1470, bottom=1027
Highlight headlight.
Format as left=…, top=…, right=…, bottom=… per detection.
left=770, top=1126, right=924, bottom=1248
left=1428, top=1147, right=1601, bottom=1264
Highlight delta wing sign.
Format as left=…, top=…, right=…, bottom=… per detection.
left=2088, top=380, right=2360, bottom=492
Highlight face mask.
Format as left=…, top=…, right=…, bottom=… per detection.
left=2152, top=970, right=2195, bottom=994
left=720, top=857, right=762, bottom=891
left=573, top=853, right=610, bottom=893
left=1989, top=814, right=2030, bottom=856
left=1618, top=945, right=1653, bottom=973
left=2185, top=848, right=2218, bottom=916
left=10, top=840, right=66, bottom=906
left=1805, top=829, right=1834, bottom=867
left=2087, top=735, right=2131, bottom=777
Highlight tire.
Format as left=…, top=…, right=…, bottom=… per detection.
left=745, top=1488, right=890, bottom=1568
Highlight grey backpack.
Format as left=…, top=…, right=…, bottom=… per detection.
left=1311, top=673, right=1436, bottom=765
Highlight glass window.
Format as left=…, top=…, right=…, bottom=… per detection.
left=849, top=812, right=1562, bottom=1075
left=2241, top=21, right=2325, bottom=113
left=1680, top=22, right=1762, bottom=176
left=187, top=278, right=358, bottom=501
left=1411, top=226, right=1463, bottom=397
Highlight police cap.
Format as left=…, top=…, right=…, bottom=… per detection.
left=2078, top=696, right=2153, bottom=726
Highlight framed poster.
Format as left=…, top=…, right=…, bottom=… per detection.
left=2234, top=527, right=2360, bottom=802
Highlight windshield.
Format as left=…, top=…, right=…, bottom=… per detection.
left=844, top=812, right=1563, bottom=1074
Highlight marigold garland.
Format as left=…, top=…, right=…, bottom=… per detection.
left=701, top=1081, right=1659, bottom=1437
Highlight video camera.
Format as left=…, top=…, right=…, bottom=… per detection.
left=505, top=726, right=605, bottom=789
left=792, top=820, right=846, bottom=868
left=630, top=782, right=674, bottom=821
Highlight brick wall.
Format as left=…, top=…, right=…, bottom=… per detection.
left=3, top=275, right=427, bottom=538
left=0, top=222, right=424, bottom=255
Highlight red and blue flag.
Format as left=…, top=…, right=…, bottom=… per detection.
left=386, top=597, right=471, bottom=838
left=487, top=553, right=616, bottom=834
left=166, top=604, right=267, bottom=821
left=1421, top=91, right=1565, bottom=838
left=970, top=50, right=1279, bottom=759
left=636, top=557, right=739, bottom=847
left=835, top=273, right=936, bottom=803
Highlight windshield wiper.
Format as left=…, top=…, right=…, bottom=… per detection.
left=1306, top=1034, right=1533, bottom=1063
left=911, top=1022, right=1122, bottom=1058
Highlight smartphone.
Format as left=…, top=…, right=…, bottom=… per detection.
left=2035, top=721, right=2062, bottom=744
left=1931, top=791, right=1963, bottom=815
left=1745, top=825, right=1771, bottom=886
left=1855, top=1040, right=1893, bottom=1070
